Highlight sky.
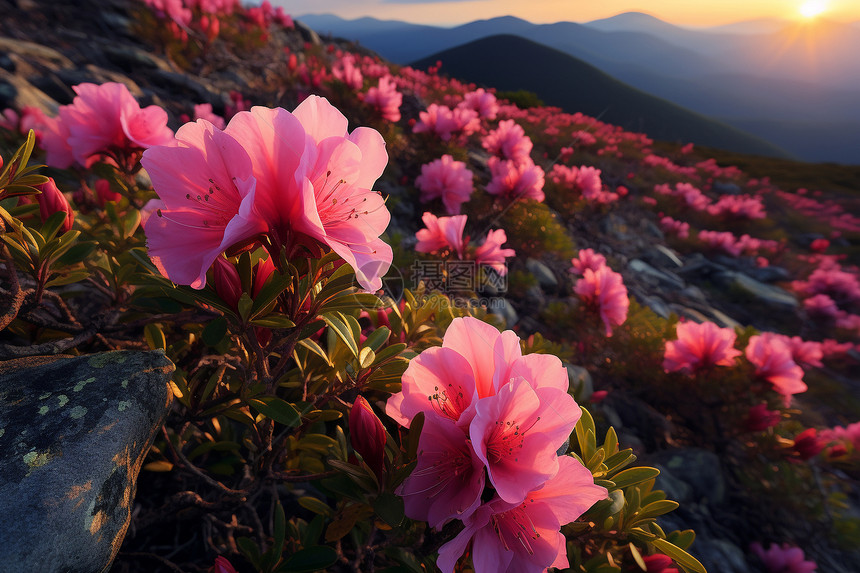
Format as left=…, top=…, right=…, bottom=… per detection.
left=271, top=0, right=860, bottom=27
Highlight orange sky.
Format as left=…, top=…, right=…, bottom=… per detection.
left=273, top=0, right=860, bottom=27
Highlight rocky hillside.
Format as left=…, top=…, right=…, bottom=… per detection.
left=1, top=1, right=859, bottom=572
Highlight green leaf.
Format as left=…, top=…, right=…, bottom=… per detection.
left=374, top=491, right=405, bottom=527
left=359, top=347, right=375, bottom=369
left=250, top=313, right=296, bottom=329
left=612, top=467, right=661, bottom=490
left=363, top=326, right=391, bottom=352
left=237, top=536, right=262, bottom=569
left=666, top=529, right=696, bottom=551
left=56, top=240, right=96, bottom=265
left=248, top=396, right=301, bottom=427
left=651, top=539, right=706, bottom=573
left=237, top=293, right=254, bottom=322
left=44, top=270, right=89, bottom=288
left=297, top=339, right=332, bottom=366
left=272, top=501, right=286, bottom=556
left=278, top=545, right=337, bottom=573
left=41, top=211, right=69, bottom=242
left=636, top=500, right=679, bottom=521
left=202, top=316, right=229, bottom=347
left=371, top=343, right=406, bottom=366
left=251, top=269, right=292, bottom=317
left=629, top=543, right=647, bottom=571
left=322, top=312, right=359, bottom=358
left=144, top=323, right=166, bottom=350
left=297, top=496, right=334, bottom=517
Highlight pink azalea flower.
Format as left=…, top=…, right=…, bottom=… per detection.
left=459, top=88, right=498, bottom=120
left=663, top=321, right=741, bottom=375
left=642, top=554, right=680, bottom=573
left=414, top=212, right=467, bottom=258
left=193, top=103, right=226, bottom=130
left=569, top=248, right=607, bottom=275
left=473, top=229, right=515, bottom=276
left=660, top=216, right=690, bottom=239
left=803, top=293, right=839, bottom=318
left=332, top=54, right=363, bottom=90
left=750, top=542, right=817, bottom=573
left=470, top=378, right=580, bottom=502
left=143, top=96, right=392, bottom=291
left=386, top=316, right=571, bottom=429
left=397, top=415, right=485, bottom=528
left=486, top=157, right=545, bottom=202
left=38, top=114, right=74, bottom=169
left=415, top=155, right=474, bottom=215
left=745, top=333, right=807, bottom=406
left=364, top=76, right=402, bottom=122
left=482, top=119, right=533, bottom=164
left=210, top=556, right=238, bottom=573
left=436, top=456, right=607, bottom=573
left=413, top=104, right=459, bottom=141
left=349, top=396, right=387, bottom=481
left=574, top=266, right=629, bottom=336
left=59, top=82, right=174, bottom=168
left=142, top=119, right=259, bottom=288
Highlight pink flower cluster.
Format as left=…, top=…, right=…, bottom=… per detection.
left=570, top=252, right=629, bottom=336
left=363, top=76, right=402, bottom=123
left=706, top=194, right=766, bottom=220
left=415, top=155, right=474, bottom=214
left=34, top=82, right=173, bottom=170
left=745, top=333, right=807, bottom=406
left=387, top=317, right=607, bottom=573
left=549, top=164, right=618, bottom=204
left=413, top=103, right=479, bottom=142
left=750, top=542, right=817, bottom=573
left=663, top=321, right=741, bottom=376
left=659, top=216, right=690, bottom=239
left=142, top=95, right=392, bottom=292
left=415, top=213, right=514, bottom=276
left=482, top=119, right=533, bottom=164
left=332, top=54, right=363, bottom=90
left=698, top=230, right=779, bottom=257
left=459, top=88, right=499, bottom=120
left=654, top=182, right=710, bottom=211
left=486, top=157, right=546, bottom=202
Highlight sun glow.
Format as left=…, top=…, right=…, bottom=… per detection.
left=799, top=0, right=828, bottom=19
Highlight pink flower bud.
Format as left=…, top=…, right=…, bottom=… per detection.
left=212, top=258, right=242, bottom=311
left=745, top=403, right=781, bottom=432
left=36, top=177, right=74, bottom=232
left=94, top=179, right=121, bottom=206
left=643, top=554, right=680, bottom=573
left=210, top=556, right=238, bottom=573
left=349, top=396, right=387, bottom=481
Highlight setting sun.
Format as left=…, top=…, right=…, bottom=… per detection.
left=799, top=0, right=828, bottom=18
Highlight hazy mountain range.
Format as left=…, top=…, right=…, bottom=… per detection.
left=300, top=12, right=860, bottom=164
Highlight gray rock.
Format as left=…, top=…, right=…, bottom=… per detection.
left=524, top=284, right=546, bottom=309
left=294, top=19, right=323, bottom=46
left=102, top=44, right=170, bottom=73
left=600, top=213, right=632, bottom=241
left=650, top=449, right=726, bottom=505
left=746, top=265, right=791, bottom=284
left=642, top=295, right=672, bottom=319
left=677, top=254, right=727, bottom=279
left=0, top=351, right=174, bottom=573
left=669, top=304, right=711, bottom=324
left=489, top=297, right=518, bottom=328
left=639, top=218, right=664, bottom=240
left=151, top=69, right=213, bottom=102
left=0, top=68, right=59, bottom=113
left=679, top=286, right=708, bottom=304
left=629, top=259, right=685, bottom=290
left=712, top=181, right=742, bottom=195
left=564, top=363, right=593, bottom=400
left=0, top=37, right=74, bottom=70
left=693, top=539, right=751, bottom=573
left=715, top=271, right=798, bottom=310
left=642, top=244, right=683, bottom=269
left=525, top=258, right=557, bottom=292
left=703, top=307, right=742, bottom=330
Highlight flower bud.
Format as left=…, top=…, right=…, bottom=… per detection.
left=643, top=554, right=679, bottom=573
left=745, top=403, right=781, bottom=432
left=212, top=257, right=242, bottom=311
left=94, top=179, right=121, bottom=206
left=36, top=177, right=74, bottom=232
left=793, top=428, right=822, bottom=460
left=210, top=556, right=237, bottom=573
left=349, top=396, right=387, bottom=482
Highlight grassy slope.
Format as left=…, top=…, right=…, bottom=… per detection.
left=411, top=34, right=791, bottom=159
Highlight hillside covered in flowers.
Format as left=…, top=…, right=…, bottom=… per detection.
left=0, top=1, right=859, bottom=572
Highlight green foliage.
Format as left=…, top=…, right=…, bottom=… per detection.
left=499, top=200, right=576, bottom=260
left=496, top=89, right=545, bottom=109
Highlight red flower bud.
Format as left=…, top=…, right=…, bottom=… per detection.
left=94, top=179, right=121, bottom=206
left=252, top=256, right=276, bottom=298
left=643, top=554, right=680, bottom=573
left=36, top=177, right=74, bottom=232
left=745, top=403, right=781, bottom=432
left=209, top=556, right=237, bottom=573
left=212, top=258, right=242, bottom=311
left=793, top=428, right=822, bottom=460
left=349, top=396, right=387, bottom=482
